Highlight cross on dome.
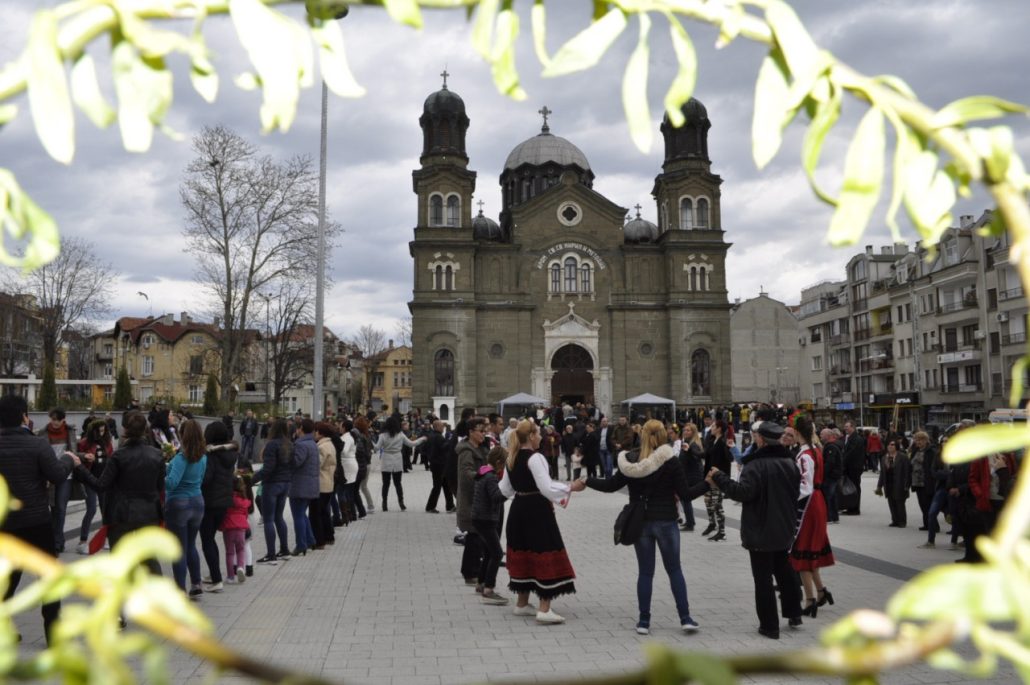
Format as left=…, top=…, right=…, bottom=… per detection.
left=538, top=105, right=552, bottom=133
left=634, top=203, right=642, bottom=218
left=476, top=199, right=485, bottom=215
left=440, top=68, right=449, bottom=89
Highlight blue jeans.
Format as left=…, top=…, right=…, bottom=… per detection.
left=261, top=481, right=290, bottom=556
left=823, top=480, right=839, bottom=522
left=241, top=435, right=255, bottom=461
left=634, top=519, right=691, bottom=626
left=165, top=496, right=204, bottom=591
left=927, top=489, right=949, bottom=543
left=289, top=497, right=315, bottom=552
left=600, top=449, right=613, bottom=478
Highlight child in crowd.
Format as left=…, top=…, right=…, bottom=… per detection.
left=472, top=446, right=509, bottom=605
left=221, top=475, right=253, bottom=583
left=236, top=465, right=257, bottom=576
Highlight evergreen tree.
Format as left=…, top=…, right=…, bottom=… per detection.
left=113, top=366, right=132, bottom=409
left=37, top=363, right=57, bottom=411
left=203, top=373, right=219, bottom=415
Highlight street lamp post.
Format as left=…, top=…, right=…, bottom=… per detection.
left=258, top=292, right=271, bottom=407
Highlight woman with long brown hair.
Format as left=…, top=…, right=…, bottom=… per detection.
left=164, top=419, right=207, bottom=596
left=572, top=419, right=710, bottom=635
left=790, top=415, right=835, bottom=617
left=499, top=419, right=575, bottom=624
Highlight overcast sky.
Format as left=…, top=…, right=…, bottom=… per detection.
left=2, top=1, right=1029, bottom=341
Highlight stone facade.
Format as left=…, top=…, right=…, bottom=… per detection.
left=409, top=84, right=732, bottom=419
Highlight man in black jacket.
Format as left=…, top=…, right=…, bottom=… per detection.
left=709, top=421, right=802, bottom=639
left=577, top=421, right=601, bottom=479
left=840, top=421, right=866, bottom=515
left=820, top=428, right=843, bottom=523
left=424, top=420, right=454, bottom=513
left=0, top=394, right=79, bottom=644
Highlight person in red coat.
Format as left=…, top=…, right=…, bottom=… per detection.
left=789, top=416, right=835, bottom=618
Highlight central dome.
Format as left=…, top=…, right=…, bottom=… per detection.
left=503, top=131, right=591, bottom=172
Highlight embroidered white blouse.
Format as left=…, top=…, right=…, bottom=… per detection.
left=499, top=451, right=570, bottom=505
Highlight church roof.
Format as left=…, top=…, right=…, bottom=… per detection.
left=472, top=209, right=502, bottom=241
left=503, top=130, right=591, bottom=172
left=623, top=208, right=658, bottom=243
left=422, top=85, right=466, bottom=116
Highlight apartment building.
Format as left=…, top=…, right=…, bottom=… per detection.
left=366, top=342, right=413, bottom=413
left=798, top=210, right=1029, bottom=432
left=730, top=293, right=801, bottom=404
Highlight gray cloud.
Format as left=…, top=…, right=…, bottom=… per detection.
left=2, top=0, right=1029, bottom=339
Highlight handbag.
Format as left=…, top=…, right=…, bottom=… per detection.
left=840, top=476, right=857, bottom=497
left=613, top=497, right=646, bottom=546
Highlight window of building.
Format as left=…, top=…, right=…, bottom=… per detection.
left=550, top=264, right=561, bottom=292
left=690, top=349, right=711, bottom=396
left=434, top=349, right=454, bottom=396
left=690, top=266, right=697, bottom=291
left=812, top=355, right=822, bottom=371
left=103, top=343, right=113, bottom=356
left=446, top=195, right=460, bottom=227
left=393, top=372, right=399, bottom=387
left=191, top=335, right=204, bottom=345
left=189, top=355, right=203, bottom=375
left=699, top=266, right=708, bottom=291
left=896, top=305, right=904, bottom=323
left=813, top=382, right=823, bottom=398
left=580, top=263, right=592, bottom=293
left=696, top=198, right=709, bottom=228
left=188, top=384, right=201, bottom=403
left=851, top=259, right=866, bottom=281
left=142, top=355, right=154, bottom=376
left=103, top=363, right=113, bottom=378
left=434, top=265, right=443, bottom=290
left=429, top=195, right=443, bottom=226
left=944, top=238, right=959, bottom=265
left=445, top=265, right=454, bottom=291
left=679, top=198, right=693, bottom=229
left=564, top=257, right=578, bottom=292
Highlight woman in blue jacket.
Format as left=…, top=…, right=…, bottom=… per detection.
left=164, top=419, right=207, bottom=595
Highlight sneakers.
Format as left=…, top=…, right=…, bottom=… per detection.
left=918, top=541, right=936, bottom=549
left=536, top=609, right=565, bottom=624
left=474, top=584, right=484, bottom=594
left=635, top=624, right=650, bottom=635
left=481, top=590, right=510, bottom=606
left=205, top=581, right=224, bottom=593
left=235, top=567, right=246, bottom=584
left=188, top=585, right=203, bottom=598
left=700, top=524, right=716, bottom=536
left=788, top=616, right=803, bottom=629
left=245, top=565, right=253, bottom=577
left=681, top=616, right=700, bottom=633
left=76, top=540, right=90, bottom=555
left=513, top=604, right=537, bottom=616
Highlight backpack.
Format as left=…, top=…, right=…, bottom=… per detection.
left=351, top=429, right=371, bottom=466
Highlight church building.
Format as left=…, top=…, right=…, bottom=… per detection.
left=408, top=77, right=733, bottom=421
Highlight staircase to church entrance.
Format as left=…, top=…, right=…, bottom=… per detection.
left=551, top=343, right=594, bottom=406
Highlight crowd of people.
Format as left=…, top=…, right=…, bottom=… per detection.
left=0, top=393, right=1021, bottom=644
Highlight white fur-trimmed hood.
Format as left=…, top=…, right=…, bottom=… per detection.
left=617, top=444, right=676, bottom=479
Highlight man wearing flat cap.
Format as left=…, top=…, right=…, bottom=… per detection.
left=707, top=421, right=802, bottom=639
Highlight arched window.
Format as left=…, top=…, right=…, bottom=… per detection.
left=434, top=265, right=443, bottom=290
left=429, top=195, right=443, bottom=226
left=580, top=263, right=592, bottom=293
left=444, top=265, right=454, bottom=291
left=434, top=349, right=454, bottom=396
left=439, top=404, right=449, bottom=421
left=680, top=198, right=693, bottom=230
left=550, top=263, right=561, bottom=292
left=696, top=198, right=709, bottom=228
left=446, top=195, right=460, bottom=227
left=690, top=266, right=697, bottom=291
left=691, top=349, right=711, bottom=396
left=521, top=179, right=532, bottom=202
left=699, top=266, right=707, bottom=291
left=564, top=257, right=578, bottom=292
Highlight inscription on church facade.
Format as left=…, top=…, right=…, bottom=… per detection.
left=535, top=242, right=608, bottom=270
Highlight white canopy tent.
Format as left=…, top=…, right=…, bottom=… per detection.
left=497, top=392, right=550, bottom=416
left=620, top=393, right=677, bottom=417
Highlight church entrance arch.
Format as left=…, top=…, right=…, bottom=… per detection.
left=550, top=343, right=594, bottom=405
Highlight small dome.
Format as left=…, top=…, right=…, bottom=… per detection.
left=624, top=209, right=658, bottom=243
left=662, top=97, right=708, bottom=126
left=423, top=86, right=466, bottom=116
left=472, top=209, right=502, bottom=241
left=503, top=131, right=591, bottom=172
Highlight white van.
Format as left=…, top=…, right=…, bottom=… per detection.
left=988, top=408, right=1027, bottom=424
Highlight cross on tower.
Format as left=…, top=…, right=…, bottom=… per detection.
left=634, top=203, right=642, bottom=218
left=538, top=105, right=552, bottom=132
left=476, top=199, right=485, bottom=214
left=440, top=68, right=449, bottom=89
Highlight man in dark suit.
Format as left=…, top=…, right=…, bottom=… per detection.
left=577, top=421, right=601, bottom=479
left=840, top=421, right=866, bottom=515
left=424, top=420, right=454, bottom=513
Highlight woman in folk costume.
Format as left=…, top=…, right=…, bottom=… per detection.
left=789, top=415, right=835, bottom=617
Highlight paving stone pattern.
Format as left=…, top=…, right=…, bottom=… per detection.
left=17, top=470, right=1017, bottom=684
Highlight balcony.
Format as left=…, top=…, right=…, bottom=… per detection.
left=829, top=333, right=851, bottom=346
left=852, top=299, right=868, bottom=311
left=1002, top=332, right=1027, bottom=346
left=943, top=382, right=983, bottom=394
left=858, top=358, right=895, bottom=373
left=999, top=286, right=1024, bottom=301
left=937, top=346, right=982, bottom=364
left=95, top=352, right=113, bottom=362
left=937, top=298, right=978, bottom=314
left=854, top=329, right=871, bottom=341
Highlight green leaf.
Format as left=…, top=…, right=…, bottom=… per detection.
left=489, top=9, right=526, bottom=100
left=1010, top=357, right=1027, bottom=408
left=662, top=15, right=697, bottom=128
left=0, top=104, right=16, bottom=126
left=531, top=0, right=550, bottom=67
left=675, top=651, right=738, bottom=685
left=765, top=0, right=819, bottom=90
left=968, top=126, right=1014, bottom=183
left=931, top=96, right=1029, bottom=129
left=471, top=0, right=500, bottom=59
left=26, top=10, right=75, bottom=164
left=71, top=54, right=116, bottom=128
left=114, top=6, right=193, bottom=59
left=383, top=0, right=423, bottom=29
left=229, top=0, right=313, bottom=132
left=942, top=422, right=1029, bottom=464
left=189, top=62, right=219, bottom=104
left=751, top=52, right=792, bottom=169
left=800, top=77, right=840, bottom=205
left=888, top=565, right=1014, bottom=622
left=874, top=74, right=917, bottom=99
left=111, top=42, right=173, bottom=152
left=621, top=13, right=652, bottom=153
left=0, top=168, right=61, bottom=270
left=903, top=149, right=955, bottom=244
left=715, top=3, right=744, bottom=48
left=311, top=20, right=366, bottom=98
left=542, top=8, right=627, bottom=78
left=827, top=106, right=885, bottom=246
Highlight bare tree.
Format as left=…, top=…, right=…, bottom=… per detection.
left=3, top=237, right=114, bottom=369
left=396, top=316, right=412, bottom=347
left=180, top=126, right=338, bottom=402
left=259, top=278, right=315, bottom=405
left=350, top=324, right=387, bottom=409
